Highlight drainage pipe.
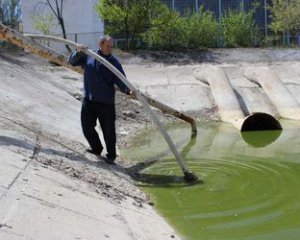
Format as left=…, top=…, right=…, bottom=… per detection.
left=24, top=33, right=199, bottom=182
left=244, top=67, right=300, bottom=120
left=193, top=65, right=282, bottom=131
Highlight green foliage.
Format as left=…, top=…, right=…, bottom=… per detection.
left=95, top=1, right=300, bottom=49
left=142, top=4, right=184, bottom=49
left=31, top=13, right=57, bottom=35
left=35, top=0, right=72, bottom=52
left=94, top=0, right=164, bottom=49
left=185, top=7, right=218, bottom=48
left=269, top=0, right=300, bottom=45
left=221, top=8, right=259, bottom=47
left=269, top=0, right=290, bottom=37
left=288, top=0, right=300, bottom=36
left=143, top=6, right=218, bottom=49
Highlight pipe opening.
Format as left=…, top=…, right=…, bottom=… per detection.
left=241, top=112, right=282, bottom=147
left=241, top=112, right=282, bottom=131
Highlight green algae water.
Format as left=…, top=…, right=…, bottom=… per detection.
left=122, top=121, right=300, bottom=240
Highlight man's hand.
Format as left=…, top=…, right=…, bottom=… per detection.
left=129, top=90, right=137, bottom=99
left=76, top=44, right=88, bottom=52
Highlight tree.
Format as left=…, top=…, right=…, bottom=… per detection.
left=31, top=13, right=57, bottom=46
left=31, top=13, right=57, bottom=35
left=36, top=0, right=71, bottom=52
left=185, top=6, right=218, bottom=48
left=269, top=0, right=290, bottom=45
left=94, top=0, right=166, bottom=49
left=221, top=7, right=259, bottom=47
left=0, top=0, right=21, bottom=28
left=143, top=6, right=218, bottom=49
left=287, top=0, right=300, bottom=44
left=142, top=4, right=183, bottom=49
left=269, top=0, right=300, bottom=46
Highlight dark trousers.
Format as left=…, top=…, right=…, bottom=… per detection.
left=81, top=98, right=116, bottom=160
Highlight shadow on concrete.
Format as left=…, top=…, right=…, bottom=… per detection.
left=0, top=135, right=129, bottom=177
left=1, top=129, right=200, bottom=186
left=120, top=49, right=220, bottom=65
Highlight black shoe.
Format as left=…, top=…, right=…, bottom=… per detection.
left=102, top=156, right=115, bottom=165
left=86, top=148, right=102, bottom=156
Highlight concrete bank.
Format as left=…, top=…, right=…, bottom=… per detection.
left=0, top=51, right=179, bottom=240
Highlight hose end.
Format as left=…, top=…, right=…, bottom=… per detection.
left=183, top=170, right=202, bottom=183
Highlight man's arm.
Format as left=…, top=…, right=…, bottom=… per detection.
left=112, top=60, right=131, bottom=95
left=68, top=46, right=88, bottom=67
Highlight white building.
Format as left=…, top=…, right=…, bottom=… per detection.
left=21, top=0, right=104, bottom=52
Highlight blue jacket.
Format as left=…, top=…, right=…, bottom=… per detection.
left=68, top=49, right=130, bottom=104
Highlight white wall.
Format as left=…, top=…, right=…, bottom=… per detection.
left=21, top=0, right=104, bottom=52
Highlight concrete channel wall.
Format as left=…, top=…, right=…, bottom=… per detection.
left=125, top=58, right=300, bottom=132
left=193, top=65, right=300, bottom=131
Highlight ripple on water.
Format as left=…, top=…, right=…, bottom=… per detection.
left=141, top=157, right=300, bottom=239
left=123, top=123, right=300, bottom=239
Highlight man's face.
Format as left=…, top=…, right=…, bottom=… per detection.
left=100, top=39, right=113, bottom=55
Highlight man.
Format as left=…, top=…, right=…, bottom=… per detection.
left=69, top=35, right=132, bottom=164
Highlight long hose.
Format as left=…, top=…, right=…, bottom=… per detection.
left=25, top=34, right=199, bottom=182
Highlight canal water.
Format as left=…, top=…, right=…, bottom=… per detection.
left=122, top=121, right=300, bottom=240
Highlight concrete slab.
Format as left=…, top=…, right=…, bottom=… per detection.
left=161, top=65, right=202, bottom=85
left=125, top=65, right=203, bottom=88
left=271, top=64, right=300, bottom=105
left=21, top=166, right=122, bottom=222
left=0, top=61, right=84, bottom=143
left=146, top=84, right=212, bottom=112
left=0, top=187, right=6, bottom=199
left=30, top=165, right=176, bottom=240
left=125, top=64, right=214, bottom=112
left=0, top=148, right=30, bottom=170
left=236, top=87, right=278, bottom=117
left=272, top=64, right=300, bottom=85
left=1, top=196, right=128, bottom=240
left=222, top=65, right=257, bottom=88
left=125, top=65, right=169, bottom=89
left=0, top=231, right=25, bottom=240
left=0, top=164, right=21, bottom=189
left=0, top=161, right=178, bottom=240
left=0, top=130, right=34, bottom=191
left=286, top=85, right=300, bottom=104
